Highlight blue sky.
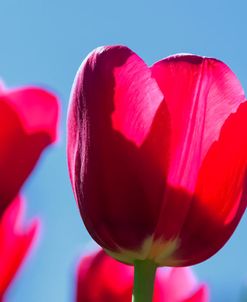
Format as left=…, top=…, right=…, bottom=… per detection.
left=0, top=1, right=247, bottom=301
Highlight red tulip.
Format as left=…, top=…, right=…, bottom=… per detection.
left=0, top=82, right=59, bottom=215
left=76, top=249, right=208, bottom=302
left=0, top=196, right=40, bottom=301
left=67, top=45, right=247, bottom=266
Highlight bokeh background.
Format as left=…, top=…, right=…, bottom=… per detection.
left=1, top=0, right=247, bottom=301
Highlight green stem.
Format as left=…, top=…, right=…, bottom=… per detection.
left=132, top=260, right=157, bottom=302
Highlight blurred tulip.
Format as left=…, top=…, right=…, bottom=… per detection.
left=0, top=196, right=40, bottom=301
left=76, top=249, right=208, bottom=302
left=67, top=45, right=247, bottom=266
left=0, top=81, right=59, bottom=215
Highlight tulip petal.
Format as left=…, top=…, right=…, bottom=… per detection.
left=152, top=54, right=245, bottom=192
left=68, top=45, right=168, bottom=251
left=0, top=196, right=40, bottom=298
left=155, top=267, right=208, bottom=302
left=175, top=101, right=247, bottom=264
left=164, top=267, right=197, bottom=299
left=0, top=80, right=5, bottom=92
left=5, top=88, right=58, bottom=140
left=0, top=87, right=59, bottom=214
left=76, top=250, right=133, bottom=302
left=183, top=285, right=209, bottom=302
left=151, top=55, right=246, bottom=245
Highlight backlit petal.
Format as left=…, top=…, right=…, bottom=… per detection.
left=68, top=46, right=167, bottom=251
left=151, top=55, right=246, bottom=243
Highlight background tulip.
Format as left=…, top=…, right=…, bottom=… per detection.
left=0, top=196, right=40, bottom=301
left=76, top=249, right=209, bottom=302
left=0, top=82, right=59, bottom=215
left=67, top=45, right=247, bottom=267
left=0, top=80, right=60, bottom=300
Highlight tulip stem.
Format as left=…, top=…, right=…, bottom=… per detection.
left=132, top=259, right=157, bottom=302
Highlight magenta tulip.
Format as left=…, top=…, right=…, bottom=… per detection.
left=0, top=79, right=59, bottom=301
left=67, top=45, right=247, bottom=267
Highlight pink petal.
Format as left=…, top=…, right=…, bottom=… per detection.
left=176, top=101, right=247, bottom=264
left=68, top=45, right=168, bottom=250
left=151, top=54, right=246, bottom=242
left=76, top=250, right=133, bottom=302
left=0, top=86, right=59, bottom=214
left=0, top=80, right=5, bottom=92
left=164, top=268, right=197, bottom=300
left=0, top=196, right=40, bottom=298
left=6, top=88, right=59, bottom=139
left=152, top=54, right=245, bottom=192
left=183, top=285, right=209, bottom=302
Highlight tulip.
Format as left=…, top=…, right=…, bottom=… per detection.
left=0, top=196, right=40, bottom=301
left=0, top=81, right=59, bottom=215
left=76, top=249, right=208, bottom=302
left=67, top=45, right=247, bottom=301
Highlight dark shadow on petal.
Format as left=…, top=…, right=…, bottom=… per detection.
left=72, top=47, right=170, bottom=251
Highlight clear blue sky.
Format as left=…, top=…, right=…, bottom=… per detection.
left=0, top=1, right=247, bottom=301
